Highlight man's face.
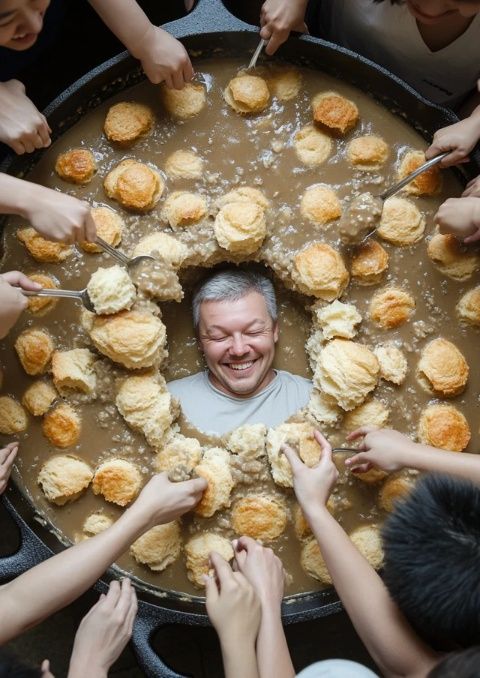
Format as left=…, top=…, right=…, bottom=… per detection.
left=198, top=291, right=279, bottom=398
left=0, top=0, right=50, bottom=50
left=405, top=0, right=480, bottom=24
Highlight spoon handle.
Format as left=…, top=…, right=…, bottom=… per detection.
left=248, top=38, right=267, bottom=70
left=380, top=151, right=449, bottom=201
left=22, top=289, right=83, bottom=301
left=95, top=236, right=130, bottom=266
left=331, top=447, right=360, bottom=454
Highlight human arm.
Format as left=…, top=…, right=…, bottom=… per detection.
left=0, top=80, right=51, bottom=155
left=425, top=106, right=480, bottom=167
left=68, top=579, right=137, bottom=678
left=0, top=473, right=206, bottom=644
left=283, top=432, right=439, bottom=678
left=88, top=0, right=193, bottom=88
left=345, top=427, right=480, bottom=484
left=259, top=0, right=309, bottom=55
left=0, top=173, right=97, bottom=242
left=205, top=552, right=260, bottom=678
left=0, top=272, right=42, bottom=338
left=433, top=196, right=480, bottom=243
left=233, top=537, right=294, bottom=678
left=0, top=443, right=19, bottom=494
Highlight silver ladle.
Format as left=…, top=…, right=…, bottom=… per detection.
left=94, top=236, right=155, bottom=269
left=22, top=287, right=95, bottom=312
left=378, top=151, right=449, bottom=202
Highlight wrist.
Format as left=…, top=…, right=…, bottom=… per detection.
left=128, top=22, right=156, bottom=60
left=68, top=655, right=108, bottom=678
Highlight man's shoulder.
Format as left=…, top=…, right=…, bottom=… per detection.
left=275, top=370, right=313, bottom=395
left=167, top=371, right=207, bottom=395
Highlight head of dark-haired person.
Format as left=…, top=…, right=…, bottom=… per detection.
left=382, top=474, right=480, bottom=649
left=428, top=646, right=480, bottom=677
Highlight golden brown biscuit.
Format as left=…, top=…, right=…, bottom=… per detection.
left=154, top=434, right=202, bottom=479
left=457, top=286, right=480, bottom=326
left=22, top=380, right=57, bottom=416
left=351, top=240, right=389, bottom=285
left=132, top=231, right=189, bottom=268
left=52, top=348, right=96, bottom=394
left=130, top=522, right=181, bottom=571
left=315, top=339, right=379, bottom=411
left=417, top=338, right=468, bottom=397
left=185, top=533, right=234, bottom=588
left=301, top=538, right=332, bottom=585
left=355, top=467, right=388, bottom=484
left=312, top=91, right=359, bottom=135
left=349, top=525, right=384, bottom=569
left=89, top=310, right=167, bottom=370
left=378, top=473, right=415, bottom=512
left=83, top=511, right=114, bottom=537
left=26, top=273, right=59, bottom=316
left=346, top=135, right=389, bottom=170
left=104, top=101, right=154, bottom=146
left=369, top=287, right=415, bottom=329
left=104, top=159, right=164, bottom=212
left=267, top=422, right=321, bottom=488
left=195, top=447, right=234, bottom=518
left=314, top=300, right=362, bottom=340
left=418, top=403, right=471, bottom=452
left=224, top=74, right=270, bottom=114
left=300, top=185, right=342, bottom=226
left=0, top=396, right=28, bottom=434
left=214, top=201, right=266, bottom=254
left=427, top=232, right=480, bottom=281
left=305, top=388, right=341, bottom=427
left=374, top=343, right=408, bottom=385
left=377, top=197, right=425, bottom=246
left=343, top=398, right=390, bottom=432
left=268, top=68, right=302, bottom=101
left=293, top=243, right=349, bottom=301
left=216, top=186, right=270, bottom=211
left=38, top=455, right=93, bottom=505
left=80, top=207, right=124, bottom=254
left=231, top=495, right=287, bottom=541
left=165, top=149, right=204, bottom=180
left=42, top=402, right=81, bottom=448
left=55, top=148, right=96, bottom=184
left=293, top=503, right=312, bottom=541
left=87, top=265, right=136, bottom=315
left=294, top=124, right=333, bottom=166
left=161, top=82, right=206, bottom=119
left=398, top=150, right=442, bottom=196
left=161, top=191, right=207, bottom=228
left=15, top=328, right=54, bottom=376
left=17, top=228, right=72, bottom=263
left=93, top=458, right=142, bottom=506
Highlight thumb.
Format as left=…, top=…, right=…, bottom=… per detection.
left=282, top=443, right=303, bottom=471
left=189, top=476, right=208, bottom=493
left=347, top=426, right=376, bottom=442
left=344, top=451, right=368, bottom=467
left=203, top=574, right=218, bottom=604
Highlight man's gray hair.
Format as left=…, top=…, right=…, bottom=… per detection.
left=192, top=269, right=277, bottom=328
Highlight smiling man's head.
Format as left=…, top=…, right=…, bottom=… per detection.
left=193, top=269, right=279, bottom=398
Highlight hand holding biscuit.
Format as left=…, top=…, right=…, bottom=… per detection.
left=260, top=0, right=309, bottom=55
left=133, top=26, right=194, bottom=89
left=426, top=107, right=480, bottom=167
left=0, top=80, right=51, bottom=155
left=0, top=272, right=41, bottom=338
left=0, top=442, right=19, bottom=494
left=345, top=427, right=415, bottom=474
left=435, top=196, right=480, bottom=243
left=233, top=536, right=285, bottom=609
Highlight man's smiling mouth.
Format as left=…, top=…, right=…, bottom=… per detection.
left=226, top=360, right=256, bottom=371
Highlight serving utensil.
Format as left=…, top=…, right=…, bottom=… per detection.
left=247, top=38, right=267, bottom=70
left=378, top=151, right=449, bottom=202
left=22, top=287, right=95, bottom=312
left=94, top=236, right=155, bottom=269
left=332, top=447, right=360, bottom=454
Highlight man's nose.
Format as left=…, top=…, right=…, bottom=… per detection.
left=19, top=6, right=44, bottom=34
left=229, top=334, right=248, bottom=356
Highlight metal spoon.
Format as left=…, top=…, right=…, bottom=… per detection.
left=248, top=38, right=267, bottom=70
left=332, top=448, right=360, bottom=454
left=22, top=287, right=95, bottom=312
left=95, top=236, right=155, bottom=269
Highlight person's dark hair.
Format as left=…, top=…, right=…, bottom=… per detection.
left=382, top=474, right=480, bottom=649
left=428, top=646, right=480, bottom=677
left=0, top=650, right=42, bottom=678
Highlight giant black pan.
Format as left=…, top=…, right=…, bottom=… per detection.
left=0, top=0, right=478, bottom=675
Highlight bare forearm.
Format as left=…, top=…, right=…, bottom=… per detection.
left=0, top=173, right=37, bottom=218
left=256, top=606, right=294, bottom=678
left=88, top=0, right=151, bottom=56
left=220, top=640, right=259, bottom=678
left=403, top=444, right=480, bottom=484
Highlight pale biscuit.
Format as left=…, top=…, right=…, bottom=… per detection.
left=104, top=101, right=154, bottom=146
left=378, top=473, right=416, bottom=513
left=195, top=447, right=234, bottom=518
left=42, top=402, right=81, bottom=448
left=83, top=511, right=114, bottom=537
left=38, top=455, right=93, bottom=505
left=457, top=286, right=480, bottom=326
left=80, top=207, right=123, bottom=254
left=165, top=149, right=204, bottom=180
left=26, top=274, right=58, bottom=315
left=314, top=300, right=361, bottom=340
left=0, top=396, right=27, bottom=434
left=418, top=403, right=471, bottom=452
left=349, top=525, right=384, bottom=569
left=161, top=191, right=207, bottom=228
left=417, top=338, right=468, bottom=397
left=268, top=68, right=302, bottom=101
left=130, top=522, right=182, bottom=571
left=51, top=348, right=97, bottom=394
left=17, top=228, right=72, bottom=263
left=293, top=503, right=312, bottom=541
left=226, top=423, right=267, bottom=460
left=161, top=82, right=206, bottom=119
left=267, top=422, right=320, bottom=488
left=351, top=241, right=389, bottom=286
left=314, top=339, right=379, bottom=411
left=369, top=287, right=415, bottom=329
left=154, top=434, right=202, bottom=479
left=231, top=495, right=287, bottom=541
left=87, top=265, right=136, bottom=315
left=312, top=91, right=359, bottom=135
left=55, top=148, right=97, bottom=184
left=93, top=458, right=142, bottom=506
left=89, top=310, right=167, bottom=370
left=398, top=150, right=442, bottom=196
left=305, top=388, right=341, bottom=427
left=214, top=201, right=266, bottom=254
left=185, top=533, right=234, bottom=588
left=224, top=74, right=270, bottom=114
left=300, top=185, right=342, bottom=226
left=355, top=467, right=388, bottom=484
left=293, top=243, right=349, bottom=301
left=104, top=159, right=164, bottom=212
left=305, top=328, right=323, bottom=373
left=377, top=197, right=425, bottom=246
left=15, top=328, right=54, bottom=376
left=301, top=538, right=332, bottom=585
left=374, top=344, right=408, bottom=385
left=346, top=135, right=389, bottom=170
left=132, top=231, right=189, bottom=268
left=294, top=124, right=332, bottom=166
left=343, top=398, right=390, bottom=432
left=427, top=232, right=480, bottom=281
left=216, top=186, right=270, bottom=210
left=22, top=380, right=57, bottom=416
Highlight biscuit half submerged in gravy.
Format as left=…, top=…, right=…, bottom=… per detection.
left=224, top=74, right=270, bottom=114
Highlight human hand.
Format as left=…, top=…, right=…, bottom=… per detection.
left=68, top=579, right=137, bottom=678
left=0, top=272, right=42, bottom=338
left=0, top=80, right=51, bottom=155
left=205, top=551, right=261, bottom=646
left=462, top=174, right=480, bottom=199
left=425, top=111, right=480, bottom=167
left=282, top=430, right=338, bottom=517
left=435, top=196, right=480, bottom=243
left=233, top=536, right=285, bottom=610
left=0, top=442, right=19, bottom=494
left=131, top=25, right=193, bottom=88
left=260, top=0, right=308, bottom=55
left=345, top=427, right=416, bottom=474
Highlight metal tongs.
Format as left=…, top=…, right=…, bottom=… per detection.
left=248, top=38, right=267, bottom=70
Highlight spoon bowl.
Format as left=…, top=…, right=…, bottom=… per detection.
left=22, top=287, right=95, bottom=312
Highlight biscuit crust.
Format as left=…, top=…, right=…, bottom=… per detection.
left=312, top=91, right=359, bottom=135
left=417, top=338, right=469, bottom=397
left=347, top=135, right=389, bottom=170
left=369, top=287, right=415, bottom=329
left=349, top=525, right=384, bottom=569
left=165, top=149, right=204, bottom=180
left=194, top=447, right=234, bottom=518
left=55, top=148, right=96, bottom=184
left=38, top=454, right=93, bottom=505
left=378, top=473, right=415, bottom=513
left=26, top=274, right=59, bottom=316
left=130, top=522, right=182, bottom=571
left=93, top=458, right=142, bottom=506
left=42, top=402, right=81, bottom=448
left=224, top=74, right=270, bottom=114
left=15, top=328, right=54, bottom=376
left=377, top=197, right=425, bottom=246
left=161, top=82, right=206, bottom=119
left=104, top=159, right=164, bottom=212
left=398, top=151, right=442, bottom=196
left=300, top=185, right=342, bottom=225
left=418, top=403, right=471, bottom=452
left=293, top=243, right=349, bottom=301
left=161, top=191, right=207, bottom=228
left=351, top=240, right=389, bottom=286
left=80, top=207, right=123, bottom=254
left=231, top=495, right=287, bottom=541
left=17, top=228, right=72, bottom=263
left=427, top=232, right=480, bottom=281
left=301, top=538, right=332, bottom=585
left=457, top=286, right=480, bottom=326
left=185, top=533, right=234, bottom=588
left=104, top=101, right=154, bottom=146
left=214, top=201, right=267, bottom=254
left=0, top=396, right=28, bottom=434
left=22, top=380, right=57, bottom=416
left=294, top=124, right=333, bottom=166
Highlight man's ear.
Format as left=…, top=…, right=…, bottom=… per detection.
left=273, top=321, right=279, bottom=343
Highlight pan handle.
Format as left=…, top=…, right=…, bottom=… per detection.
left=164, top=0, right=254, bottom=37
